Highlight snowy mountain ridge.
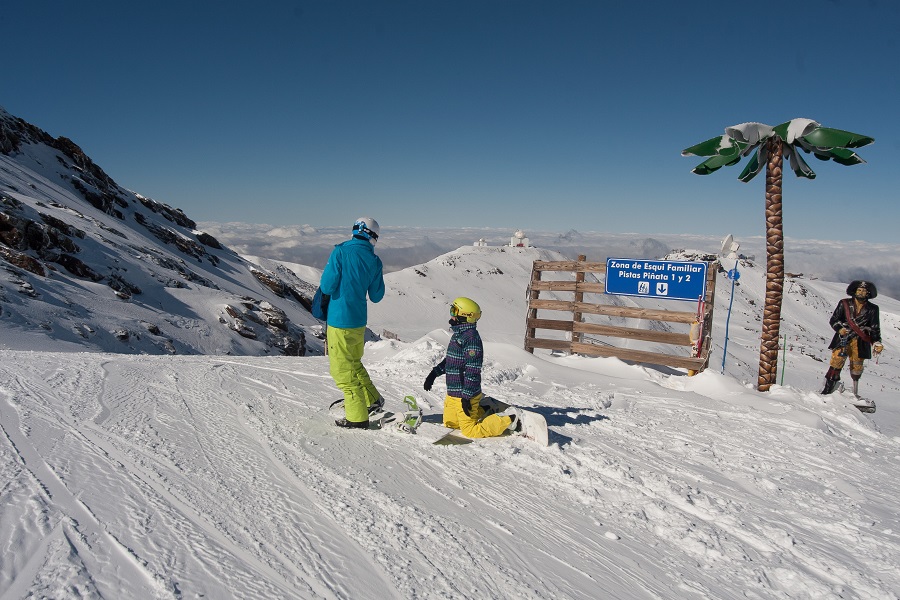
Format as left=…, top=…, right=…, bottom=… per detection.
left=1, top=106, right=320, bottom=355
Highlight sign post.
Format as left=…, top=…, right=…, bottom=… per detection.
left=722, top=260, right=740, bottom=372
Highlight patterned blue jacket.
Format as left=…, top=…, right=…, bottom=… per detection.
left=443, top=322, right=483, bottom=400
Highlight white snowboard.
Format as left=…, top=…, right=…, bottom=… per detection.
left=518, top=409, right=549, bottom=446
left=416, top=422, right=468, bottom=444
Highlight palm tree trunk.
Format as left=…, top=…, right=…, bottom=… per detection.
left=758, top=138, right=785, bottom=391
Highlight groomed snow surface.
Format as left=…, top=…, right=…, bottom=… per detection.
left=2, top=336, right=899, bottom=598
left=3, top=246, right=900, bottom=599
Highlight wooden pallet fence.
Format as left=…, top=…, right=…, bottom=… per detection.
left=524, top=256, right=716, bottom=372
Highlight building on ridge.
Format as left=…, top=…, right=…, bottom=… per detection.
left=509, top=230, right=530, bottom=248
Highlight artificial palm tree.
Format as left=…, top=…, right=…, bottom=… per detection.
left=682, top=119, right=873, bottom=391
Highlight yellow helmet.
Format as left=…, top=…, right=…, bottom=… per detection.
left=450, top=297, right=481, bottom=323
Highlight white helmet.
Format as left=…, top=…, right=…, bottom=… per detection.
left=352, top=217, right=380, bottom=245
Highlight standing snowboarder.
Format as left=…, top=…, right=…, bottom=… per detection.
left=320, top=217, right=386, bottom=428
left=423, top=297, right=521, bottom=438
left=821, top=280, right=884, bottom=396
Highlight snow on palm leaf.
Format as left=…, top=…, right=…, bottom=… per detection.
left=683, top=119, right=873, bottom=392
left=683, top=119, right=873, bottom=181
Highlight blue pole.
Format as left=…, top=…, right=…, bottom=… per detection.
left=721, top=259, right=739, bottom=373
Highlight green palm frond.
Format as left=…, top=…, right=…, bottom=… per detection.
left=794, top=139, right=867, bottom=166
left=681, top=135, right=738, bottom=158
left=802, top=127, right=874, bottom=150
left=819, top=147, right=866, bottom=166
left=737, top=147, right=765, bottom=183
left=685, top=119, right=872, bottom=181
left=692, top=150, right=743, bottom=175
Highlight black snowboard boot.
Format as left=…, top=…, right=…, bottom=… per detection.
left=367, top=396, right=385, bottom=415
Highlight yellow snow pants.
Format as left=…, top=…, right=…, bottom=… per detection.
left=327, top=325, right=380, bottom=423
left=443, top=393, right=512, bottom=438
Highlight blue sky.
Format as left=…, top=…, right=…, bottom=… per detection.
left=4, top=0, right=899, bottom=242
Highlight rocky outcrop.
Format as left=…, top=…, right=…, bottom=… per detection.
left=0, top=107, right=315, bottom=357
left=222, top=300, right=306, bottom=355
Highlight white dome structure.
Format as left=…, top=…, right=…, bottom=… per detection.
left=510, top=230, right=530, bottom=247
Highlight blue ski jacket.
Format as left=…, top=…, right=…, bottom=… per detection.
left=319, top=237, right=385, bottom=329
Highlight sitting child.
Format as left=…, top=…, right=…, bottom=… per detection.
left=423, top=297, right=521, bottom=438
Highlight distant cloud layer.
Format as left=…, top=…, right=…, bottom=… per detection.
left=199, top=223, right=900, bottom=300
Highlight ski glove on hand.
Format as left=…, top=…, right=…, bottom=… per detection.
left=423, top=359, right=446, bottom=391
left=874, top=342, right=884, bottom=355
left=423, top=367, right=441, bottom=391
left=461, top=396, right=472, bottom=417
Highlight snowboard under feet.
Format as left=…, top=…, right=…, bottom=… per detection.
left=327, top=396, right=549, bottom=445
left=329, top=397, right=424, bottom=432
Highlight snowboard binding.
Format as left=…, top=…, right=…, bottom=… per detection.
left=394, top=395, right=423, bottom=433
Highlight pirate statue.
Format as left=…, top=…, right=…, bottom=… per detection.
left=821, top=280, right=884, bottom=396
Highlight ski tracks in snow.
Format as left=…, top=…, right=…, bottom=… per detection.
left=0, top=364, right=174, bottom=599
left=552, top=385, right=900, bottom=599
left=3, top=350, right=900, bottom=599
left=0, top=354, right=389, bottom=599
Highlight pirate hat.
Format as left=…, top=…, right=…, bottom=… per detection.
left=846, top=280, right=878, bottom=299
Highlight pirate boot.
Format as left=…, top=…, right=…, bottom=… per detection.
left=821, top=367, right=841, bottom=395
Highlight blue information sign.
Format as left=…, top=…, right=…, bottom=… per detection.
left=605, top=258, right=708, bottom=301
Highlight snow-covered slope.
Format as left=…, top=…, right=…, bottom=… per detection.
left=3, top=231, right=900, bottom=598
left=369, top=244, right=571, bottom=345
left=0, top=107, right=321, bottom=355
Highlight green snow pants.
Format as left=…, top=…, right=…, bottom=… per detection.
left=327, top=325, right=380, bottom=423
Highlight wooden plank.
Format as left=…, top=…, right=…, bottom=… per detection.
left=529, top=281, right=605, bottom=293
left=533, top=261, right=607, bottom=273
left=527, top=318, right=575, bottom=332
left=524, top=338, right=572, bottom=352
left=525, top=338, right=704, bottom=370
left=698, top=266, right=717, bottom=368
left=527, top=319, right=691, bottom=346
left=569, top=342, right=706, bottom=370
left=528, top=299, right=697, bottom=323
left=697, top=333, right=712, bottom=370
left=572, top=254, right=586, bottom=345
left=572, top=322, right=692, bottom=346
left=525, top=266, right=542, bottom=354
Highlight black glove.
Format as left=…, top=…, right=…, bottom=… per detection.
left=423, top=370, right=438, bottom=391
left=423, top=360, right=446, bottom=391
left=461, top=396, right=472, bottom=417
